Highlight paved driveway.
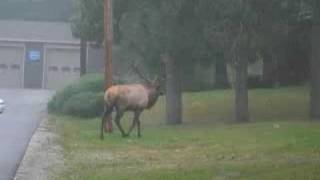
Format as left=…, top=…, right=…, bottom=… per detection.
left=0, top=89, right=53, bottom=180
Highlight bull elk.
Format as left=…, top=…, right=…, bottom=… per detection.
left=100, top=64, right=164, bottom=139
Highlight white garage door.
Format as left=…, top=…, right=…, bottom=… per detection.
left=45, top=48, right=80, bottom=90
left=0, top=46, right=24, bottom=88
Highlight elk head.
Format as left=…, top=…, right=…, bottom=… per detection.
left=131, top=62, right=165, bottom=96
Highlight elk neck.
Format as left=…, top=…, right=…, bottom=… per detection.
left=145, top=85, right=160, bottom=109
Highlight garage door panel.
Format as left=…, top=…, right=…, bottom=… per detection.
left=0, top=46, right=23, bottom=88
left=45, top=48, right=80, bottom=90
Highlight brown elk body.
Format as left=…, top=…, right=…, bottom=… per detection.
left=101, top=83, right=162, bottom=139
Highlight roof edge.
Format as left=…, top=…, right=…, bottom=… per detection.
left=0, top=38, right=80, bottom=45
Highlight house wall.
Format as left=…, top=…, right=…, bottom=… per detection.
left=43, top=44, right=80, bottom=90
left=0, top=40, right=81, bottom=90
left=86, top=45, right=104, bottom=74
left=227, top=59, right=263, bottom=87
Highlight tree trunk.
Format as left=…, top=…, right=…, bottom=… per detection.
left=310, top=25, right=320, bottom=119
left=262, top=47, right=282, bottom=88
left=104, top=0, right=113, bottom=132
left=163, top=53, right=183, bottom=125
left=262, top=54, right=275, bottom=87
left=80, top=39, right=87, bottom=76
left=235, top=57, right=250, bottom=122
left=215, top=59, right=229, bottom=88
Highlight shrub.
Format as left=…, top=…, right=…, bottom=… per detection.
left=48, top=74, right=104, bottom=113
left=62, top=92, right=104, bottom=118
left=48, top=74, right=123, bottom=117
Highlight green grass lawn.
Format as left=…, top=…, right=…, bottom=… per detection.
left=51, top=87, right=320, bottom=180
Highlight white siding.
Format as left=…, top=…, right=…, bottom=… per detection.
left=0, top=46, right=24, bottom=88
left=44, top=47, right=80, bottom=90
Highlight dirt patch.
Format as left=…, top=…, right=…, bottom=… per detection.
left=14, top=117, right=64, bottom=180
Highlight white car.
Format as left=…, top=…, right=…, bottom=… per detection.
left=0, top=99, right=5, bottom=113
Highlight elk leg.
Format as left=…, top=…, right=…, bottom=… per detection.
left=115, top=111, right=127, bottom=137
left=126, top=115, right=137, bottom=137
left=101, top=110, right=108, bottom=140
left=136, top=112, right=142, bottom=138
left=101, top=117, right=105, bottom=140
left=137, top=119, right=141, bottom=138
left=100, top=104, right=113, bottom=140
left=127, top=111, right=142, bottom=136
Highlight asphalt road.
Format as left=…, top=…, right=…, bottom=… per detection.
left=0, top=89, right=53, bottom=180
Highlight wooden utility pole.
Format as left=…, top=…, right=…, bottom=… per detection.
left=104, top=0, right=113, bottom=132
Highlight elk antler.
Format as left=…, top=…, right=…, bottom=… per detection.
left=152, top=76, right=159, bottom=85
left=131, top=62, right=152, bottom=84
left=151, top=61, right=166, bottom=85
left=158, top=60, right=166, bottom=83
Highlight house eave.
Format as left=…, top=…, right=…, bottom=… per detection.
left=0, top=38, right=80, bottom=45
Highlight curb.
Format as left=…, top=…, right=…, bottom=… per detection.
left=14, top=116, right=64, bottom=180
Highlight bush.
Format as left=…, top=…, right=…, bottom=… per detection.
left=62, top=92, right=104, bottom=118
left=48, top=74, right=104, bottom=113
left=48, top=74, right=123, bottom=117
